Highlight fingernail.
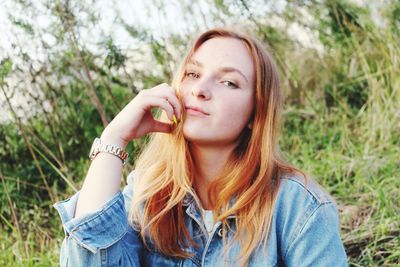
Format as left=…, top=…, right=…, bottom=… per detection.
left=173, top=115, right=178, bottom=125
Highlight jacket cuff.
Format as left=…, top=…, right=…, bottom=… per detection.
left=53, top=191, right=129, bottom=253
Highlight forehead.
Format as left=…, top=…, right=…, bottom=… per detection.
left=189, top=37, right=254, bottom=82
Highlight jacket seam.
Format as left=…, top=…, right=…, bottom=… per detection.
left=280, top=176, right=333, bottom=205
left=66, top=192, right=129, bottom=252
left=283, top=202, right=332, bottom=258
left=68, top=226, right=129, bottom=253
left=67, top=191, right=124, bottom=232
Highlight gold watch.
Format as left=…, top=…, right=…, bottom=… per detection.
left=89, top=138, right=128, bottom=165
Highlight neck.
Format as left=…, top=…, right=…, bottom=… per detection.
left=190, top=143, right=236, bottom=210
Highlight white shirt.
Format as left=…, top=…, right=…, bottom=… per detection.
left=202, top=209, right=215, bottom=234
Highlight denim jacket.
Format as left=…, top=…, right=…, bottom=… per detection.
left=54, top=171, right=348, bottom=266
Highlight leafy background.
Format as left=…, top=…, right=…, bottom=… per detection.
left=0, top=0, right=399, bottom=266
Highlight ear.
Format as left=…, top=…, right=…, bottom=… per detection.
left=247, top=121, right=253, bottom=129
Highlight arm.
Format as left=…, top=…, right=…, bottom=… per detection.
left=284, top=202, right=348, bottom=267
left=55, top=84, right=182, bottom=266
left=75, top=83, right=182, bottom=218
left=55, top=183, right=143, bottom=267
left=74, top=134, right=125, bottom=218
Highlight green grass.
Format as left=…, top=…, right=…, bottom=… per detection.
left=282, top=105, right=399, bottom=266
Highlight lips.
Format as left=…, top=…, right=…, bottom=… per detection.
left=185, top=105, right=209, bottom=116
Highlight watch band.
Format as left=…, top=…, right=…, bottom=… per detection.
left=89, top=138, right=128, bottom=165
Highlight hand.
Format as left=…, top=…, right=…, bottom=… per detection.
left=100, top=83, right=182, bottom=148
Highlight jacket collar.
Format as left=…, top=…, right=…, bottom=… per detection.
left=182, top=192, right=194, bottom=206
left=182, top=192, right=237, bottom=220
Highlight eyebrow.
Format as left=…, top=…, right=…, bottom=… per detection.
left=187, top=59, right=249, bottom=83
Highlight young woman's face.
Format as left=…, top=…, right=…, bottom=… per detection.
left=180, top=37, right=255, bottom=147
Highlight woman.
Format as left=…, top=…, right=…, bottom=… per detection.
left=54, top=27, right=348, bottom=266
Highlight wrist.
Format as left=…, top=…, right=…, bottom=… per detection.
left=89, top=137, right=129, bottom=165
left=100, top=131, right=128, bottom=149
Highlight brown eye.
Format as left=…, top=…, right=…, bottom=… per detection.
left=186, top=72, right=200, bottom=78
left=222, top=80, right=239, bottom=89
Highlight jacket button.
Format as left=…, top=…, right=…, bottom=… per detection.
left=218, top=228, right=223, bottom=237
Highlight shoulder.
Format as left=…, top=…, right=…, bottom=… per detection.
left=277, top=174, right=335, bottom=205
left=272, top=173, right=342, bottom=254
left=271, top=174, right=347, bottom=263
left=276, top=173, right=336, bottom=206
left=273, top=173, right=339, bottom=229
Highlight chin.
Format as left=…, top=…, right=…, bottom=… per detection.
left=183, top=133, right=234, bottom=148
left=183, top=131, right=205, bottom=142
left=183, top=130, right=210, bottom=144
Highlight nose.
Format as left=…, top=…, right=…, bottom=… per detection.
left=191, top=79, right=211, bottom=100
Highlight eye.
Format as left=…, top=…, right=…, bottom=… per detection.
left=222, top=80, right=239, bottom=89
left=185, top=71, right=200, bottom=79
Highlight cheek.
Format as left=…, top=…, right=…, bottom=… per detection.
left=179, top=81, right=191, bottom=97
left=216, top=98, right=254, bottom=128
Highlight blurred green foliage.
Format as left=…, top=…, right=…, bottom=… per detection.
left=0, top=0, right=399, bottom=266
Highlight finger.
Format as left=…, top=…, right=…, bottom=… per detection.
left=151, top=120, right=173, bottom=134
left=148, top=87, right=182, bottom=120
left=165, top=93, right=182, bottom=121
left=144, top=96, right=175, bottom=122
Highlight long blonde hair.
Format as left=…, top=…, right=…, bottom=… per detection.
left=129, top=27, right=306, bottom=266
